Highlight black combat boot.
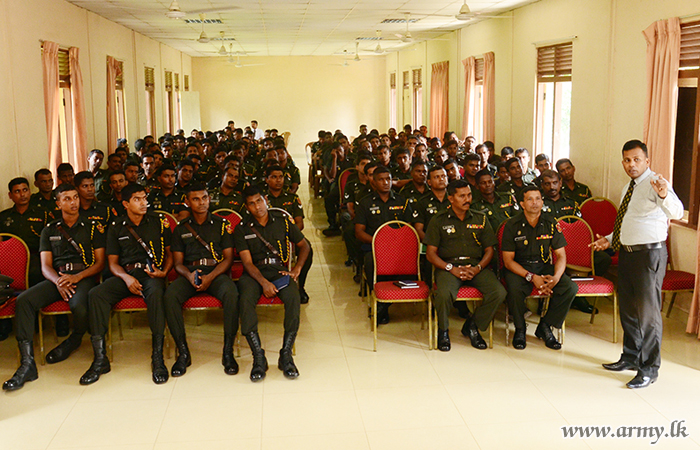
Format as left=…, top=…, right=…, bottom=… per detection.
left=151, top=335, right=169, bottom=384
left=278, top=331, right=299, bottom=379
left=245, top=331, right=268, bottom=382
left=170, top=336, right=192, bottom=377
left=2, top=340, right=38, bottom=391
left=222, top=333, right=238, bottom=375
left=79, top=336, right=111, bottom=385
left=46, top=333, right=82, bottom=364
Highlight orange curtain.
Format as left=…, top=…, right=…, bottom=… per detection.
left=461, top=57, right=475, bottom=139
left=106, top=56, right=121, bottom=154
left=482, top=52, right=496, bottom=143
left=642, top=17, right=680, bottom=182
left=430, top=61, right=449, bottom=141
left=42, top=41, right=61, bottom=178
left=68, top=47, right=88, bottom=172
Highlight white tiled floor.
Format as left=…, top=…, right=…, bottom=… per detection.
left=2, top=160, right=700, bottom=449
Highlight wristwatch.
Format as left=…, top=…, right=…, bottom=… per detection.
left=476, top=264, right=482, bottom=272
left=525, top=272, right=534, bottom=282
left=445, top=263, right=453, bottom=272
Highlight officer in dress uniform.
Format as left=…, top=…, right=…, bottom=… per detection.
left=497, top=158, right=534, bottom=200
left=29, top=169, right=59, bottom=216
left=2, top=184, right=106, bottom=391
left=556, top=158, right=593, bottom=204
left=164, top=183, right=240, bottom=377
left=234, top=185, right=311, bottom=382
left=80, top=183, right=173, bottom=386
left=413, top=165, right=450, bottom=242
left=208, top=165, right=245, bottom=214
left=74, top=171, right=115, bottom=227
left=398, top=159, right=429, bottom=208
left=147, top=165, right=190, bottom=222
left=471, top=169, right=519, bottom=232
left=425, top=180, right=507, bottom=352
left=501, top=186, right=578, bottom=350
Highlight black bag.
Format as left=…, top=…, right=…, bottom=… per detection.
left=0, top=274, right=14, bottom=307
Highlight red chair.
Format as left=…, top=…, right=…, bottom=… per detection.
left=663, top=234, right=695, bottom=318
left=580, top=197, right=618, bottom=265
left=556, top=216, right=618, bottom=342
left=370, top=221, right=431, bottom=351
left=431, top=282, right=494, bottom=350
left=0, top=234, right=29, bottom=330
left=213, top=209, right=244, bottom=280
left=338, top=168, right=355, bottom=210
left=38, top=301, right=72, bottom=365
left=496, top=222, right=561, bottom=345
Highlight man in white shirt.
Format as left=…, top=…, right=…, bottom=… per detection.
left=251, top=120, right=264, bottom=141
left=592, top=140, right=683, bottom=389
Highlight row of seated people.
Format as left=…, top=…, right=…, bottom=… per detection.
left=0, top=127, right=315, bottom=391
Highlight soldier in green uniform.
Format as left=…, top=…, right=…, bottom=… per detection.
left=354, top=166, right=413, bottom=324
left=472, top=169, right=519, bottom=232
left=136, top=153, right=159, bottom=193
left=341, top=154, right=373, bottom=275
left=80, top=183, right=173, bottom=385
left=391, top=147, right=413, bottom=190
left=124, top=161, right=140, bottom=185
left=234, top=185, right=311, bottom=382
left=209, top=165, right=245, bottom=213
left=443, top=159, right=462, bottom=182
left=501, top=186, right=578, bottom=350
left=87, top=149, right=107, bottom=196
left=74, top=171, right=115, bottom=226
left=175, top=159, right=195, bottom=192
left=462, top=153, right=483, bottom=203
left=497, top=158, right=534, bottom=199
left=413, top=165, right=450, bottom=242
left=276, top=145, right=301, bottom=194
left=556, top=158, right=593, bottom=204
left=2, top=184, right=106, bottom=391
left=29, top=169, right=59, bottom=216
left=147, top=165, right=190, bottom=222
left=99, top=170, right=128, bottom=217
left=425, top=180, right=507, bottom=352
left=322, top=142, right=354, bottom=236
left=398, top=159, right=429, bottom=208
left=164, top=183, right=240, bottom=377
left=515, top=148, right=538, bottom=184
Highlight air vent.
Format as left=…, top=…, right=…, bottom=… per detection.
left=356, top=37, right=382, bottom=41
left=184, top=18, right=223, bottom=24
left=381, top=18, right=419, bottom=24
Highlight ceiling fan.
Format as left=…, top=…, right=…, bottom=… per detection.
left=454, top=1, right=512, bottom=20
left=226, top=47, right=264, bottom=68
left=165, top=0, right=240, bottom=19
left=394, top=13, right=414, bottom=43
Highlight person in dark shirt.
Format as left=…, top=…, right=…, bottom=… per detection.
left=209, top=165, right=245, bottom=213
left=322, top=141, right=354, bottom=236
left=80, top=183, right=173, bottom=386
left=276, top=145, right=301, bottom=194
left=399, top=159, right=429, bottom=207
left=497, top=157, right=534, bottom=199
left=74, top=171, right=115, bottom=227
left=391, top=147, right=413, bottom=190
left=412, top=165, right=450, bottom=242
left=3, top=184, right=106, bottom=391
left=56, top=163, right=75, bottom=187
left=99, top=170, right=128, bottom=217
left=29, top=168, right=58, bottom=216
left=234, top=185, right=311, bottom=382
left=556, top=158, right=593, bottom=204
left=136, top=153, right=159, bottom=193
left=471, top=169, right=519, bottom=232
left=148, top=165, right=189, bottom=222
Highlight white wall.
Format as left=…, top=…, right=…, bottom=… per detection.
left=192, top=55, right=386, bottom=153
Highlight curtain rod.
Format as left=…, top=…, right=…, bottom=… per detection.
left=532, top=35, right=578, bottom=47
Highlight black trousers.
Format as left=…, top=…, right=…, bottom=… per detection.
left=88, top=270, right=166, bottom=337
left=297, top=240, right=313, bottom=292
left=164, top=273, right=239, bottom=341
left=238, top=266, right=300, bottom=335
left=15, top=278, right=96, bottom=342
left=505, top=264, right=578, bottom=330
left=617, top=246, right=666, bottom=377
left=324, top=180, right=340, bottom=226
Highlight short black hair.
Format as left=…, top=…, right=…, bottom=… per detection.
left=447, top=179, right=471, bottom=196
left=355, top=151, right=373, bottom=165
left=372, top=165, right=391, bottom=179
left=501, top=146, right=514, bottom=157
left=54, top=183, right=78, bottom=199
left=475, top=169, right=493, bottom=183
left=364, top=161, right=379, bottom=175
left=242, top=185, right=263, bottom=201
left=89, top=149, right=104, bottom=158
left=107, top=153, right=122, bottom=162
left=177, top=159, right=195, bottom=170
left=124, top=161, right=140, bottom=170
left=395, top=147, right=411, bottom=158
left=121, top=183, right=146, bottom=203
left=8, top=177, right=29, bottom=191
left=34, top=168, right=52, bottom=180
left=73, top=171, right=94, bottom=186
left=156, top=165, right=177, bottom=177
left=134, top=139, right=146, bottom=151
left=535, top=153, right=550, bottom=164
left=265, top=165, right=284, bottom=178
left=57, top=163, right=74, bottom=176
left=555, top=158, right=573, bottom=171
left=184, top=182, right=208, bottom=196
left=505, top=157, right=521, bottom=170
left=622, top=139, right=648, bottom=157
left=141, top=153, right=154, bottom=162
left=428, top=165, right=446, bottom=178
left=109, top=170, right=126, bottom=181
left=464, top=153, right=481, bottom=164
left=518, top=185, right=542, bottom=202
left=514, top=147, right=530, bottom=157
left=411, top=159, right=428, bottom=170
left=540, top=169, right=560, bottom=181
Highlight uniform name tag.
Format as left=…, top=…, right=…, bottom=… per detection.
left=443, top=225, right=456, bottom=234
left=182, top=233, right=193, bottom=238
left=118, top=236, right=130, bottom=241
left=514, top=236, right=526, bottom=241
left=49, top=236, right=61, bottom=241
left=244, top=234, right=256, bottom=240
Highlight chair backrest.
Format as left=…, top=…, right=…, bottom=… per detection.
left=0, top=234, right=29, bottom=291
left=305, top=141, right=315, bottom=166
left=282, top=131, right=291, bottom=147
left=372, top=221, right=420, bottom=281
left=496, top=221, right=507, bottom=273
left=580, top=197, right=617, bottom=237
left=269, top=207, right=292, bottom=219
left=556, top=215, right=594, bottom=272
left=338, top=169, right=355, bottom=203
left=154, top=210, right=178, bottom=232
left=213, top=208, right=243, bottom=229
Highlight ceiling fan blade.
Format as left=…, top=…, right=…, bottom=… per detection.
left=188, top=6, right=241, bottom=14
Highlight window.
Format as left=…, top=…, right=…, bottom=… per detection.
left=473, top=58, right=485, bottom=143
left=174, top=73, right=181, bottom=131
left=534, top=42, right=572, bottom=162
left=402, top=71, right=411, bottom=128
left=164, top=70, right=174, bottom=134
left=145, top=67, right=156, bottom=136
left=389, top=72, right=397, bottom=130
left=184, top=74, right=190, bottom=92
left=673, top=21, right=700, bottom=224
left=412, top=68, right=422, bottom=128
left=56, top=48, right=73, bottom=163
left=114, top=60, right=127, bottom=140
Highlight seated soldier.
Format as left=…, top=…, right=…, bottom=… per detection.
left=87, top=149, right=107, bottom=195
left=475, top=144, right=497, bottom=177
left=471, top=169, right=519, bottom=232
left=137, top=153, right=159, bottom=193
left=29, top=168, right=58, bottom=216
left=176, top=158, right=195, bottom=191
left=413, top=143, right=432, bottom=168
left=515, top=148, right=537, bottom=184
left=148, top=165, right=190, bottom=222
left=234, top=186, right=311, bottom=381
left=375, top=144, right=395, bottom=171
left=322, top=141, right=354, bottom=236
left=203, top=148, right=228, bottom=186
left=501, top=186, right=578, bottom=350
left=74, top=171, right=115, bottom=227
left=57, top=163, right=75, bottom=186
left=343, top=156, right=375, bottom=280
left=164, top=183, right=240, bottom=377
left=443, top=140, right=461, bottom=166
left=425, top=180, right=507, bottom=351
left=354, top=166, right=413, bottom=324
left=391, top=147, right=413, bottom=190
left=100, top=170, right=128, bottom=217
left=462, top=153, right=482, bottom=202
left=124, top=161, right=141, bottom=185
left=555, top=158, right=592, bottom=204
left=497, top=157, right=534, bottom=199
left=433, top=148, right=448, bottom=167
left=413, top=165, right=450, bottom=242
left=533, top=153, right=551, bottom=187
left=500, top=146, right=514, bottom=162
left=209, top=164, right=245, bottom=213
left=3, top=184, right=106, bottom=391
left=80, top=183, right=173, bottom=385
left=398, top=159, right=429, bottom=207
left=264, top=165, right=313, bottom=304
left=443, top=158, right=462, bottom=182
left=276, top=145, right=301, bottom=194
left=495, top=161, right=510, bottom=187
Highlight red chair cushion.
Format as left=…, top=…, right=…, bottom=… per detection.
left=257, top=295, right=284, bottom=305
left=231, top=261, right=244, bottom=280
left=41, top=301, right=71, bottom=313
left=663, top=270, right=695, bottom=291
left=374, top=281, right=430, bottom=300
left=183, top=294, right=222, bottom=309
left=572, top=276, right=615, bottom=295
left=0, top=237, right=29, bottom=290
left=113, top=296, right=147, bottom=310
left=610, top=253, right=618, bottom=266
left=456, top=285, right=485, bottom=299
left=0, top=297, right=17, bottom=318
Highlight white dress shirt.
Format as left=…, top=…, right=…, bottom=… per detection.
left=606, top=168, right=683, bottom=246
left=253, top=127, right=264, bottom=140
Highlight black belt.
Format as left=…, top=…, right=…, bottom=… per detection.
left=619, top=242, right=663, bottom=253
left=186, top=258, right=219, bottom=267
left=124, top=262, right=149, bottom=271
left=57, top=262, right=87, bottom=272
left=254, top=257, right=281, bottom=266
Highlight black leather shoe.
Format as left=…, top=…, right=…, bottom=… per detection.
left=300, top=289, right=309, bottom=304
left=80, top=336, right=110, bottom=385
left=455, top=302, right=471, bottom=319
left=512, top=328, right=527, bottom=350
left=535, top=321, right=562, bottom=350
left=344, top=258, right=353, bottom=267
left=461, top=318, right=487, bottom=350
left=3, top=340, right=38, bottom=391
left=571, top=298, right=598, bottom=314
left=437, top=329, right=451, bottom=352
left=353, top=274, right=361, bottom=284
left=245, top=332, right=268, bottom=382
left=626, top=373, right=657, bottom=389
left=151, top=335, right=169, bottom=384
left=376, top=304, right=390, bottom=325
left=46, top=335, right=81, bottom=364
left=602, top=360, right=638, bottom=372
left=171, top=338, right=192, bottom=377
left=222, top=333, right=238, bottom=375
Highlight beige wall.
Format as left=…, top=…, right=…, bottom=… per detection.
left=192, top=55, right=386, bottom=153
left=0, top=0, right=191, bottom=210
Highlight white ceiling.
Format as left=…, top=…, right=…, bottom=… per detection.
left=67, top=0, right=536, bottom=57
